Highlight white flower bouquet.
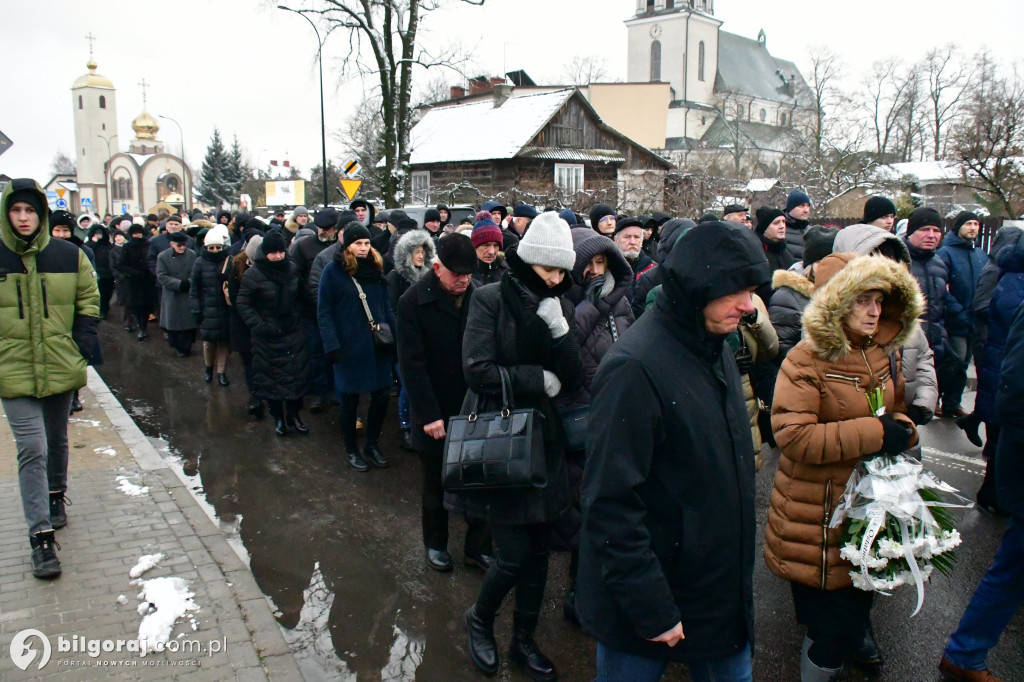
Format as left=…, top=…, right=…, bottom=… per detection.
left=829, top=387, right=972, bottom=616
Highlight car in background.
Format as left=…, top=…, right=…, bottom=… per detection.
left=401, top=204, right=476, bottom=228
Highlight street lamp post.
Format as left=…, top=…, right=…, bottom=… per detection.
left=157, top=114, right=188, bottom=213
left=98, top=133, right=118, bottom=214
left=278, top=5, right=329, bottom=208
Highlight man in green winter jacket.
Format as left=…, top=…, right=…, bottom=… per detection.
left=0, top=179, right=101, bottom=578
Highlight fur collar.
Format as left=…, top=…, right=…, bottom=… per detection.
left=772, top=268, right=814, bottom=297
left=392, top=228, right=436, bottom=285
left=801, top=254, right=924, bottom=362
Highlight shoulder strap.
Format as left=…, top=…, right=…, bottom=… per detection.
left=351, top=278, right=377, bottom=327
left=889, top=351, right=899, bottom=383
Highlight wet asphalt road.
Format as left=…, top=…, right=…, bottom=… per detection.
left=95, top=317, right=1024, bottom=681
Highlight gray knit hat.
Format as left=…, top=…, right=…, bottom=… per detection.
left=515, top=212, right=575, bottom=270
left=291, top=206, right=309, bottom=219
left=244, top=235, right=263, bottom=262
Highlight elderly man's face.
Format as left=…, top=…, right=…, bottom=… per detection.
left=165, top=220, right=182, bottom=233
left=353, top=206, right=368, bottom=221
left=724, top=211, right=746, bottom=224
left=614, top=226, right=644, bottom=260
left=703, top=287, right=757, bottom=335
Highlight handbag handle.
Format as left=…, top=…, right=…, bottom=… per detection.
left=351, top=278, right=380, bottom=331
left=468, top=366, right=514, bottom=421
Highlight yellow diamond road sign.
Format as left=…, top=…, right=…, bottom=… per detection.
left=340, top=178, right=362, bottom=201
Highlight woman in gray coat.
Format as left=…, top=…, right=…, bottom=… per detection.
left=156, top=232, right=198, bottom=357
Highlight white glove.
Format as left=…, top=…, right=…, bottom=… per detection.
left=543, top=370, right=562, bottom=398
left=536, top=297, right=569, bottom=339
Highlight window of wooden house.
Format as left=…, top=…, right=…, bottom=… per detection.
left=554, top=164, right=584, bottom=195
left=411, top=171, right=430, bottom=204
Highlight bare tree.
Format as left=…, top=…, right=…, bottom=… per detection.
left=333, top=96, right=387, bottom=201
left=923, top=45, right=971, bottom=160
left=949, top=56, right=1024, bottom=217
left=560, top=56, right=608, bottom=86
left=50, top=151, right=76, bottom=177
left=282, top=0, right=486, bottom=207
left=861, top=58, right=921, bottom=162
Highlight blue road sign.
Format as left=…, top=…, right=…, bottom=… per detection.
left=80, top=197, right=92, bottom=208
left=56, top=198, right=68, bottom=209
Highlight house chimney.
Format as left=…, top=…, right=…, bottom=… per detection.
left=468, top=77, right=490, bottom=95
left=450, top=85, right=466, bottom=99
left=493, top=84, right=514, bottom=108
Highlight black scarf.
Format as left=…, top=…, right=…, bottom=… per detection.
left=353, top=256, right=383, bottom=284
left=202, top=247, right=228, bottom=264
left=254, top=257, right=293, bottom=317
left=501, top=248, right=572, bottom=368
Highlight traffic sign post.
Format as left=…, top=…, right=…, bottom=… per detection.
left=80, top=197, right=92, bottom=210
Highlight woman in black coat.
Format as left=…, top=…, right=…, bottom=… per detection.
left=236, top=232, right=310, bottom=436
left=459, top=212, right=584, bottom=680
left=190, top=226, right=232, bottom=386
left=114, top=224, right=157, bottom=340
left=227, top=235, right=263, bottom=419
left=87, top=224, right=115, bottom=319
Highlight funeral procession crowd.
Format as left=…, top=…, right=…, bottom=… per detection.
left=4, top=175, right=1024, bottom=682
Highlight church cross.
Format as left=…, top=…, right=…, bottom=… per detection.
left=85, top=32, right=96, bottom=59
left=139, top=78, right=149, bottom=106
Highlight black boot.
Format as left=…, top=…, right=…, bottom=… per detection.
left=30, top=530, right=62, bottom=579
left=204, top=366, right=214, bottom=383
left=463, top=605, right=499, bottom=676
left=70, top=391, right=83, bottom=413
left=49, top=492, right=69, bottom=529
left=137, top=328, right=149, bottom=341
left=309, top=395, right=325, bottom=414
left=508, top=612, right=557, bottom=681
left=852, top=622, right=884, bottom=669
left=274, top=418, right=287, bottom=437
left=956, top=413, right=983, bottom=448
left=562, top=587, right=579, bottom=627
left=217, top=373, right=230, bottom=387
left=287, top=414, right=309, bottom=435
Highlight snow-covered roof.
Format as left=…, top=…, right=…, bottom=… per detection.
left=881, top=160, right=962, bottom=184
left=746, top=178, right=778, bottom=192
left=57, top=181, right=79, bottom=192
left=408, top=89, right=575, bottom=165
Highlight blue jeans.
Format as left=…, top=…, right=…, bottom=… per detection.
left=944, top=519, right=1024, bottom=670
left=595, top=642, right=752, bottom=682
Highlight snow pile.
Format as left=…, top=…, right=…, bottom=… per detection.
left=116, top=476, right=149, bottom=497
left=129, top=553, right=164, bottom=579
left=117, top=595, right=128, bottom=605
left=94, top=446, right=117, bottom=456
left=135, top=577, right=199, bottom=656
left=71, top=418, right=101, bottom=427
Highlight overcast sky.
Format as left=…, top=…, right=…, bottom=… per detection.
left=2, top=0, right=1019, bottom=185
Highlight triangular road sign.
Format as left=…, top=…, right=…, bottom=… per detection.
left=340, top=178, right=362, bottom=201
left=56, top=189, right=66, bottom=199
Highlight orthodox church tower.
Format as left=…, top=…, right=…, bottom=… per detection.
left=71, top=56, right=118, bottom=191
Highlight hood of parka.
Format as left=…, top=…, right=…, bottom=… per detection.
left=802, top=253, right=923, bottom=363
left=0, top=179, right=50, bottom=254
left=392, top=228, right=436, bottom=284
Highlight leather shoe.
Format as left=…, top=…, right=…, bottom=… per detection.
left=852, top=623, right=884, bottom=668
left=274, top=419, right=287, bottom=437
left=70, top=395, right=84, bottom=413
left=347, top=450, right=370, bottom=472
left=309, top=395, right=325, bottom=414
left=137, top=329, right=149, bottom=341
left=425, top=549, right=453, bottom=572
left=203, top=367, right=213, bottom=383
left=287, top=415, right=309, bottom=435
left=939, top=655, right=1005, bottom=681
left=363, top=442, right=388, bottom=468
left=463, top=553, right=493, bottom=572
left=943, top=405, right=967, bottom=419
left=509, top=613, right=557, bottom=681
left=217, top=373, right=230, bottom=387
left=957, top=414, right=984, bottom=447
left=463, top=606, right=499, bottom=676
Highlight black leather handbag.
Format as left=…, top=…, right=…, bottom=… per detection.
left=442, top=367, right=547, bottom=492
left=352, top=278, right=394, bottom=348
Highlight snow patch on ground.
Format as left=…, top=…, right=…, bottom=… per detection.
left=94, top=446, right=117, bottom=456
left=129, top=553, right=164, bottom=579
left=71, top=418, right=102, bottom=427
left=117, top=595, right=128, bottom=605
left=135, top=576, right=200, bottom=656
left=116, top=475, right=149, bottom=497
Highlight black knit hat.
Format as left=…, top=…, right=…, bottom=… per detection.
left=6, top=183, right=46, bottom=220
left=342, top=221, right=372, bottom=248
left=906, top=207, right=944, bottom=237
left=589, top=204, right=615, bottom=230
left=953, top=211, right=981, bottom=235
left=755, top=207, right=785, bottom=235
left=261, top=231, right=287, bottom=254
left=802, top=225, right=840, bottom=267
left=436, top=233, right=478, bottom=274
left=50, top=210, right=76, bottom=228
left=395, top=217, right=419, bottom=232
left=863, top=196, right=897, bottom=224
left=424, top=208, right=442, bottom=223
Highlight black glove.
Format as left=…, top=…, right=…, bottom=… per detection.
left=179, top=280, right=191, bottom=293
left=904, top=404, right=933, bottom=426
left=878, top=413, right=912, bottom=455
left=325, top=348, right=341, bottom=364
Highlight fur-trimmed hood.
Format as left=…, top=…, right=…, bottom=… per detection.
left=772, top=268, right=814, bottom=298
left=392, top=228, right=436, bottom=285
left=802, top=254, right=924, bottom=362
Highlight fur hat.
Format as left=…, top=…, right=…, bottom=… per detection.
left=515, top=212, right=575, bottom=270
left=862, top=196, right=897, bottom=224
left=204, top=224, right=230, bottom=247
left=437, top=233, right=478, bottom=274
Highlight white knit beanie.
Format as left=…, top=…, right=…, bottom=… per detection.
left=205, top=224, right=230, bottom=246
left=515, top=212, right=575, bottom=270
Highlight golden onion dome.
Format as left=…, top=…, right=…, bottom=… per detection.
left=132, top=110, right=160, bottom=140
left=72, top=60, right=114, bottom=89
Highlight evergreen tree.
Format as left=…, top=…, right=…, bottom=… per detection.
left=224, top=136, right=247, bottom=204
left=197, top=128, right=232, bottom=206
left=307, top=161, right=344, bottom=208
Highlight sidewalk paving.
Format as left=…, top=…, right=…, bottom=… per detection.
left=0, top=369, right=304, bottom=681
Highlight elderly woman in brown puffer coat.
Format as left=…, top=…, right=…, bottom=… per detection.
left=765, top=253, right=924, bottom=680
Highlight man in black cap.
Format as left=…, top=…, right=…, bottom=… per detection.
left=292, top=208, right=344, bottom=412
left=423, top=208, right=443, bottom=242
left=863, top=196, right=897, bottom=232
left=903, top=206, right=963, bottom=416
left=510, top=204, right=538, bottom=240
left=578, top=221, right=769, bottom=680
left=397, top=233, right=492, bottom=573
left=613, top=217, right=655, bottom=281
left=350, top=199, right=375, bottom=226
left=722, top=204, right=748, bottom=225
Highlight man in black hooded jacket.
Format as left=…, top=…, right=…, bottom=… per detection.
left=578, top=221, right=770, bottom=680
